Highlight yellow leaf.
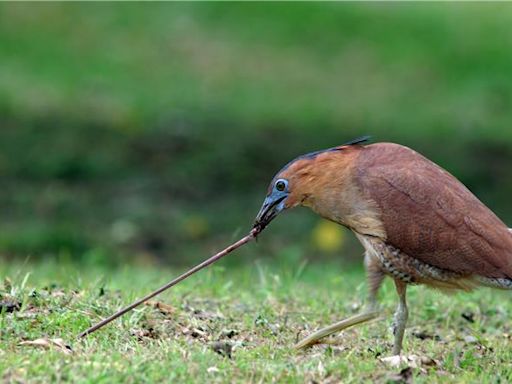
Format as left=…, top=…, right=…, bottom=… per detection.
left=312, top=220, right=344, bottom=252
left=182, top=215, right=209, bottom=239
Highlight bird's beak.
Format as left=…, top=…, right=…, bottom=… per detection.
left=253, top=190, right=288, bottom=233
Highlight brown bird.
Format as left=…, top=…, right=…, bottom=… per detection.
left=253, top=137, right=512, bottom=355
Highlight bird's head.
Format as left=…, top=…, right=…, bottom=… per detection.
left=253, top=136, right=370, bottom=233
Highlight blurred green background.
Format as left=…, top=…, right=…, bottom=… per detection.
left=1, top=3, right=512, bottom=267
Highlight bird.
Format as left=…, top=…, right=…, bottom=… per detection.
left=253, top=136, right=512, bottom=355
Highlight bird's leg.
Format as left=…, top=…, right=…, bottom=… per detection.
left=365, top=254, right=385, bottom=313
left=391, top=279, right=408, bottom=355
left=294, top=266, right=384, bottom=349
left=294, top=310, right=379, bottom=349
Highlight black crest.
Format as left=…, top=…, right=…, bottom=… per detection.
left=277, top=135, right=371, bottom=174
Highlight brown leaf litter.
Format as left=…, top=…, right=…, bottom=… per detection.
left=19, top=338, right=73, bottom=355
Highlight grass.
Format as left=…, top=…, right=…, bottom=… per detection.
left=1, top=257, right=512, bottom=383
left=2, top=3, right=512, bottom=135
left=2, top=3, right=512, bottom=260
left=1, top=4, right=512, bottom=381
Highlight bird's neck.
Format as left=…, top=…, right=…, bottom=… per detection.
left=300, top=151, right=387, bottom=239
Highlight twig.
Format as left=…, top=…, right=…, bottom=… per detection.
left=78, top=228, right=259, bottom=339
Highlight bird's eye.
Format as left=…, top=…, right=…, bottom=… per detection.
left=275, top=179, right=287, bottom=192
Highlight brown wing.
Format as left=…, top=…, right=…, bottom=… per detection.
left=356, top=143, right=512, bottom=279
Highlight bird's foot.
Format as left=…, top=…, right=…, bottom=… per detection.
left=380, top=354, right=437, bottom=368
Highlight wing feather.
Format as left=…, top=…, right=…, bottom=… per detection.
left=356, top=143, right=512, bottom=279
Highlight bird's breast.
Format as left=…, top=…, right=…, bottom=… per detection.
left=306, top=181, right=387, bottom=239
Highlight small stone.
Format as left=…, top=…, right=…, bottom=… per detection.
left=191, top=328, right=207, bottom=338
left=381, top=354, right=437, bottom=369
left=0, top=299, right=21, bottom=313
left=221, top=329, right=238, bottom=338
left=463, top=335, right=478, bottom=344
left=461, top=311, right=475, bottom=323
left=268, top=323, right=281, bottom=335
left=211, top=341, right=233, bottom=358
